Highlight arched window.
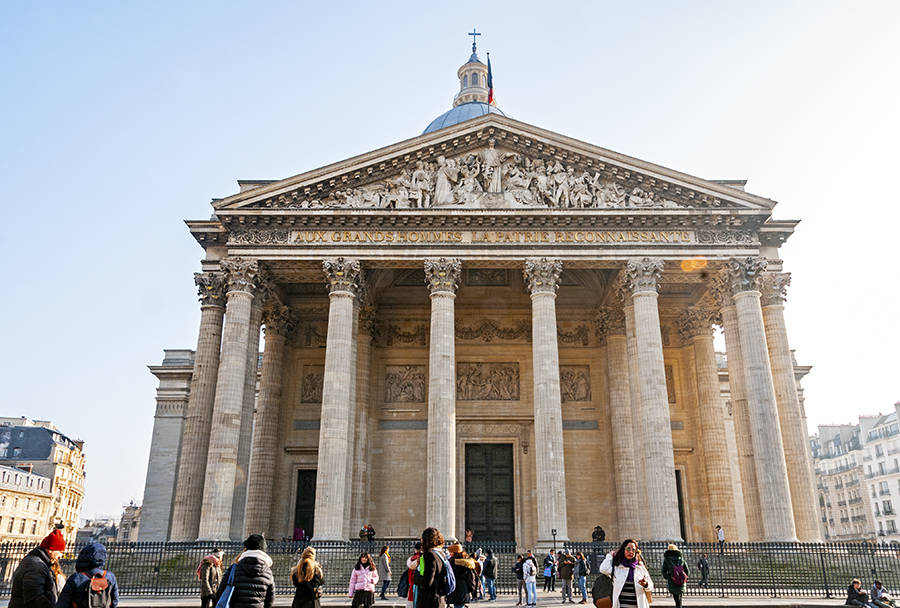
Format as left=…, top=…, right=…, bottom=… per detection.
left=472, top=72, right=479, bottom=86
left=463, top=75, right=468, bottom=88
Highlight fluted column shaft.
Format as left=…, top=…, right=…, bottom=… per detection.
left=341, top=302, right=360, bottom=539
left=243, top=304, right=294, bottom=537
left=728, top=258, right=797, bottom=541
left=525, top=258, right=569, bottom=545
left=169, top=272, right=225, bottom=541
left=602, top=308, right=640, bottom=538
left=762, top=274, right=821, bottom=541
left=625, top=259, right=680, bottom=541
left=312, top=258, right=362, bottom=541
left=198, top=259, right=258, bottom=540
left=622, top=302, right=648, bottom=539
left=679, top=308, right=737, bottom=535
left=425, top=258, right=461, bottom=540
left=350, top=311, right=375, bottom=531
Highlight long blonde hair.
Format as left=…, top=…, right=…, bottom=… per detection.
left=293, top=547, right=321, bottom=583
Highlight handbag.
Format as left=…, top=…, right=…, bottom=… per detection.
left=215, top=565, right=236, bottom=608
left=591, top=569, right=613, bottom=608
left=544, top=566, right=552, bottom=577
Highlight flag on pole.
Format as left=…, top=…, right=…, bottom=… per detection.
left=487, top=53, right=494, bottom=105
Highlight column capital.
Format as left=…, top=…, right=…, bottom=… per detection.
left=323, top=257, right=363, bottom=296
left=624, top=258, right=665, bottom=294
left=676, top=306, right=715, bottom=343
left=710, top=271, right=735, bottom=309
left=221, top=258, right=260, bottom=295
left=262, top=303, right=298, bottom=339
left=594, top=305, right=626, bottom=338
left=424, top=257, right=462, bottom=295
left=194, top=272, right=226, bottom=307
left=760, top=272, right=791, bottom=306
left=725, top=256, right=768, bottom=295
left=524, top=257, right=562, bottom=295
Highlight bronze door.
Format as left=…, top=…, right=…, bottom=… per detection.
left=465, top=443, right=515, bottom=541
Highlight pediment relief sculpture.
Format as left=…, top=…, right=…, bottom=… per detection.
left=244, top=142, right=731, bottom=212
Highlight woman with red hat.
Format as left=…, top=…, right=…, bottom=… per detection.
left=9, top=528, right=66, bottom=608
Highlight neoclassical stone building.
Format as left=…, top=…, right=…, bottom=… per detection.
left=141, top=45, right=820, bottom=547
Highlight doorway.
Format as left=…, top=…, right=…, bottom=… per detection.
left=294, top=470, right=316, bottom=539
left=465, top=443, right=515, bottom=541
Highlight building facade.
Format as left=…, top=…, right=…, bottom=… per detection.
left=141, top=45, right=820, bottom=547
left=0, top=465, right=53, bottom=544
left=0, top=420, right=86, bottom=545
left=811, top=424, right=872, bottom=541
left=117, top=502, right=141, bottom=543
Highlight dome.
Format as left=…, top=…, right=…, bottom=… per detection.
left=423, top=101, right=506, bottom=134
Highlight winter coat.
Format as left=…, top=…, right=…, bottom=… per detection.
left=558, top=556, right=575, bottom=581
left=199, top=556, right=223, bottom=597
left=523, top=559, right=537, bottom=584
left=376, top=553, right=392, bottom=582
left=57, top=543, right=119, bottom=608
left=291, top=566, right=323, bottom=608
left=482, top=556, right=497, bottom=580
left=10, top=547, right=56, bottom=608
left=413, top=549, right=446, bottom=608
left=697, top=557, right=709, bottom=575
left=543, top=554, right=557, bottom=575
left=348, top=566, right=379, bottom=595
left=214, top=550, right=275, bottom=608
left=847, top=584, right=870, bottom=606
left=574, top=557, right=588, bottom=578
left=599, top=554, right=654, bottom=608
left=661, top=549, right=688, bottom=593
left=447, top=556, right=477, bottom=606
left=405, top=553, right=420, bottom=602
left=513, top=560, right=524, bottom=580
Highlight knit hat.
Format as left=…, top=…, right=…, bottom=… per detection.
left=40, top=529, right=66, bottom=552
left=243, top=534, right=267, bottom=552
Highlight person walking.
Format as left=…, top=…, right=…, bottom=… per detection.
left=523, top=552, right=537, bottom=608
left=198, top=548, right=224, bottom=608
left=446, top=543, right=477, bottom=608
left=513, top=555, right=525, bottom=606
left=573, top=552, right=589, bottom=604
left=558, top=552, right=575, bottom=603
left=542, top=552, right=556, bottom=592
left=56, top=542, right=120, bottom=608
left=696, top=554, right=709, bottom=589
left=404, top=542, right=423, bottom=608
left=377, top=546, right=392, bottom=600
left=291, top=547, right=323, bottom=608
left=662, top=544, right=688, bottom=608
left=413, top=527, right=447, bottom=608
left=598, top=539, right=654, bottom=608
left=9, top=528, right=66, bottom=608
left=213, top=534, right=275, bottom=608
left=349, top=553, right=379, bottom=608
left=715, top=525, right=725, bottom=555
left=482, top=550, right=497, bottom=602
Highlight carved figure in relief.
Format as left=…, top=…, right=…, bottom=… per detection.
left=549, top=162, right=571, bottom=207
left=455, top=155, right=484, bottom=206
left=433, top=156, right=459, bottom=206
left=301, top=369, right=324, bottom=403
left=384, top=365, right=426, bottom=403
left=571, top=172, right=593, bottom=209
left=410, top=161, right=433, bottom=208
left=560, top=367, right=591, bottom=402
left=479, top=138, right=512, bottom=193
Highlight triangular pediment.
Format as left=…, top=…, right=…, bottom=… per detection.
left=213, top=114, right=776, bottom=214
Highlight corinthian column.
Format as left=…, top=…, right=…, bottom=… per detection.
left=244, top=302, right=296, bottom=537
left=424, top=257, right=461, bottom=540
left=624, top=258, right=680, bottom=541
left=312, top=257, right=362, bottom=541
left=677, top=306, right=737, bottom=536
left=198, top=259, right=259, bottom=540
left=169, top=272, right=225, bottom=541
left=726, top=257, right=796, bottom=541
left=598, top=306, right=640, bottom=537
left=761, top=273, right=821, bottom=541
left=524, top=258, right=569, bottom=546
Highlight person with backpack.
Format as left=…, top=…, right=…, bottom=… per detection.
left=198, top=548, right=223, bottom=608
left=662, top=544, right=688, bottom=608
left=214, top=534, right=275, bottom=608
left=291, top=547, right=323, bottom=608
left=9, top=528, right=66, bottom=608
left=446, top=543, right=477, bottom=608
left=348, top=553, right=379, bottom=608
left=413, top=527, right=453, bottom=608
left=523, top=551, right=537, bottom=608
left=542, top=551, right=556, bottom=592
left=513, top=555, right=525, bottom=606
left=482, top=549, right=497, bottom=602
left=56, top=542, right=119, bottom=608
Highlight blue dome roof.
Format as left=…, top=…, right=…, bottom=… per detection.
left=423, top=102, right=506, bottom=134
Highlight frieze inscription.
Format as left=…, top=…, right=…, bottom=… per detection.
left=457, top=362, right=520, bottom=401
left=384, top=365, right=426, bottom=403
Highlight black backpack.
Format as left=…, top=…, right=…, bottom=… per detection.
left=78, top=571, right=112, bottom=608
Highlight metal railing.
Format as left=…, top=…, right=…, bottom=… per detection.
left=1, top=540, right=900, bottom=599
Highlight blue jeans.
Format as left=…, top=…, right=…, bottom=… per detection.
left=485, top=577, right=496, bottom=600
left=526, top=580, right=537, bottom=605
left=577, top=576, right=587, bottom=600
left=380, top=580, right=391, bottom=598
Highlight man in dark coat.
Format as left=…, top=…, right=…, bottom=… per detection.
left=215, top=534, right=275, bottom=608
left=57, top=542, right=119, bottom=608
left=9, top=529, right=65, bottom=608
left=696, top=554, right=710, bottom=588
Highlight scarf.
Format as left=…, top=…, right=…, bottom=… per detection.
left=196, top=554, right=221, bottom=579
left=621, top=557, right=638, bottom=583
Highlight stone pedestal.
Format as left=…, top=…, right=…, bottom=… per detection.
left=425, top=257, right=461, bottom=540
left=198, top=259, right=258, bottom=541
left=312, top=258, right=362, bottom=541
left=624, top=258, right=681, bottom=541
left=169, top=272, right=225, bottom=541
left=727, top=258, right=797, bottom=542
left=524, top=258, right=569, bottom=545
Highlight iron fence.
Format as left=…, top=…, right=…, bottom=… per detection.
left=0, top=540, right=896, bottom=599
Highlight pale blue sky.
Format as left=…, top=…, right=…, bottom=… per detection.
left=1, top=1, right=898, bottom=518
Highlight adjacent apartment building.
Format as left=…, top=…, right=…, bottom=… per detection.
left=0, top=465, right=54, bottom=543
left=0, top=418, right=86, bottom=545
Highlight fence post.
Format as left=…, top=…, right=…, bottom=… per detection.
left=768, top=544, right=777, bottom=598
